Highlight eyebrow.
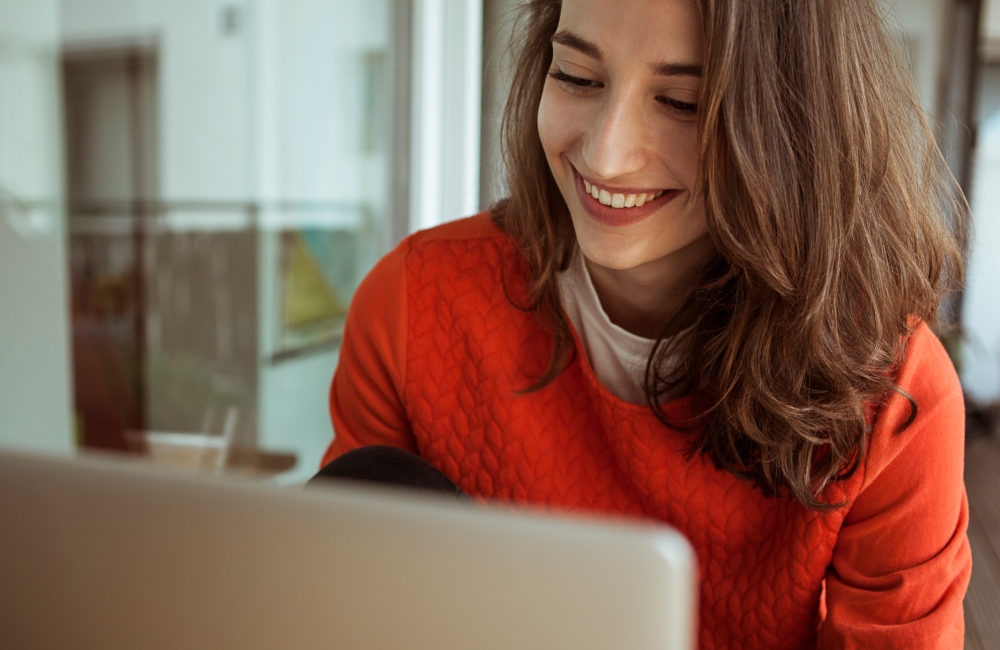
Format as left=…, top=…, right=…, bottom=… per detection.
left=649, top=61, right=702, bottom=78
left=551, top=30, right=603, bottom=60
left=551, top=29, right=703, bottom=78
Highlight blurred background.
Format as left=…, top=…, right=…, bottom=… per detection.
left=0, top=0, right=998, bottom=644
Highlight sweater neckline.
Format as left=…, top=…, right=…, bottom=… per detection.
left=557, top=249, right=691, bottom=416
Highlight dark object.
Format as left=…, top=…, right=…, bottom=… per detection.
left=307, top=445, right=469, bottom=500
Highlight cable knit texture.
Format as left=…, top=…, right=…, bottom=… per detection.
left=324, top=213, right=971, bottom=650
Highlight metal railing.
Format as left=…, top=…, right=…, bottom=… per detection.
left=68, top=199, right=371, bottom=235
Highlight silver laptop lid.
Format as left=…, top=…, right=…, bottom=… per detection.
left=0, top=448, right=697, bottom=650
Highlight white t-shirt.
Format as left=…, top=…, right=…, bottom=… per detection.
left=557, top=250, right=666, bottom=405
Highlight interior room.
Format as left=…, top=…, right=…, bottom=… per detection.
left=1, top=0, right=998, bottom=647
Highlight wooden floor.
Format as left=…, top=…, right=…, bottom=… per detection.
left=964, top=430, right=1000, bottom=650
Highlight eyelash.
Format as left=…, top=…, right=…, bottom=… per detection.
left=656, top=96, right=698, bottom=115
left=548, top=69, right=600, bottom=91
left=547, top=68, right=698, bottom=117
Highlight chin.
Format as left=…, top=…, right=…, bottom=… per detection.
left=575, top=230, right=661, bottom=271
left=572, top=215, right=713, bottom=276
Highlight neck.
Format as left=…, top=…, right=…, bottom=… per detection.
left=584, top=235, right=714, bottom=339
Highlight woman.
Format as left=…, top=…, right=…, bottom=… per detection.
left=321, top=0, right=971, bottom=647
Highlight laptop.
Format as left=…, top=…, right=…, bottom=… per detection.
left=0, top=447, right=697, bottom=649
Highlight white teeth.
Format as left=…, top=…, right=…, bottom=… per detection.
left=584, top=179, right=665, bottom=209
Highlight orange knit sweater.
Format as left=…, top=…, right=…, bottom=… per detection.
left=323, top=214, right=971, bottom=649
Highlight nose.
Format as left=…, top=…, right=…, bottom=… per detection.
left=582, top=89, right=650, bottom=181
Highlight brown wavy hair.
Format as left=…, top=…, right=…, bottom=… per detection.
left=491, top=0, right=967, bottom=508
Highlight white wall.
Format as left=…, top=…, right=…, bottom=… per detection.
left=251, top=0, right=391, bottom=483
left=881, top=0, right=950, bottom=115
left=986, top=0, right=1000, bottom=46
left=61, top=0, right=253, bottom=200
left=963, top=0, right=1000, bottom=403
left=965, top=122, right=1000, bottom=402
left=409, top=0, right=483, bottom=231
left=258, top=349, right=338, bottom=484
left=61, top=0, right=383, bottom=205
left=0, top=0, right=75, bottom=453
left=480, top=0, right=518, bottom=209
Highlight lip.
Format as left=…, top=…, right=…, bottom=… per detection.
left=571, top=165, right=681, bottom=227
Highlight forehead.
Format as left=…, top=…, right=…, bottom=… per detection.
left=555, top=0, right=703, bottom=65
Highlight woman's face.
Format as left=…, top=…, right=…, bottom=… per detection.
left=537, top=0, right=708, bottom=273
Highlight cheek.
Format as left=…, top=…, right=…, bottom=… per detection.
left=537, top=86, right=581, bottom=166
left=536, top=87, right=562, bottom=163
left=655, top=125, right=700, bottom=187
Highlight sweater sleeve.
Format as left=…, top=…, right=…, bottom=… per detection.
left=320, top=237, right=415, bottom=468
left=818, top=324, right=972, bottom=649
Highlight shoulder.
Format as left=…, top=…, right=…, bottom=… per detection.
left=877, top=321, right=963, bottom=436
left=356, top=213, right=509, bottom=297
left=401, top=212, right=525, bottom=303
left=408, top=211, right=508, bottom=248
left=407, top=210, right=506, bottom=246
left=824, top=322, right=970, bottom=646
left=862, top=320, right=964, bottom=493
left=350, top=212, right=520, bottom=335
left=898, top=321, right=962, bottom=406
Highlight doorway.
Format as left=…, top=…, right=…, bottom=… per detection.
left=63, top=44, right=157, bottom=450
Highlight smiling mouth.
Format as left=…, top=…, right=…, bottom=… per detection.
left=582, top=179, right=666, bottom=209
left=570, top=166, right=681, bottom=227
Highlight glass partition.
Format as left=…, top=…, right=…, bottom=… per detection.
left=57, top=0, right=396, bottom=483
left=0, top=1, right=75, bottom=454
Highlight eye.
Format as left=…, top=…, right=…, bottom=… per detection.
left=548, top=68, right=602, bottom=94
left=656, top=95, right=698, bottom=118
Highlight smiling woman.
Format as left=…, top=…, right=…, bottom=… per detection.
left=321, top=0, right=971, bottom=648
left=540, top=5, right=708, bottom=272
left=537, top=0, right=712, bottom=339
